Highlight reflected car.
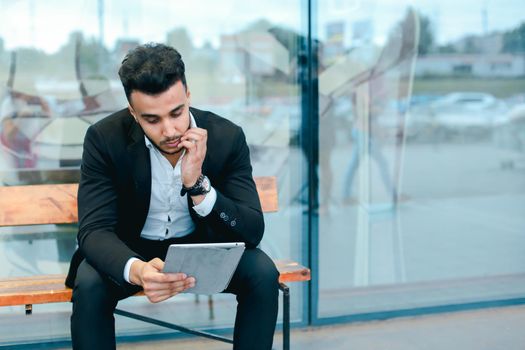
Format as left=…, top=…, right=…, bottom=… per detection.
left=429, top=92, right=508, bottom=136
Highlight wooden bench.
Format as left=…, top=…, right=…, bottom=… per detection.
left=0, top=177, right=310, bottom=350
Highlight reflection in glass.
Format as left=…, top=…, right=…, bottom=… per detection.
left=319, top=1, right=525, bottom=319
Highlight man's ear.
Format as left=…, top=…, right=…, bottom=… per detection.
left=128, top=105, right=138, bottom=123
left=186, top=89, right=191, bottom=105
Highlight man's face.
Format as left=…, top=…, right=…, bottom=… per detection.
left=128, top=80, right=191, bottom=155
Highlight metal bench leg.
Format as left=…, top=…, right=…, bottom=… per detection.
left=279, top=283, right=290, bottom=350
left=114, top=283, right=290, bottom=348
left=114, top=308, right=233, bottom=344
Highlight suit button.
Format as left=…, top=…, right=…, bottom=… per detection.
left=220, top=212, right=226, bottom=218
left=231, top=220, right=236, bottom=227
left=224, top=215, right=229, bottom=221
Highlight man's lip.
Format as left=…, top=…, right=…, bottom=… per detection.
left=165, top=140, right=180, bottom=147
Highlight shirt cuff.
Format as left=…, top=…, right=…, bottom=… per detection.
left=124, top=257, right=141, bottom=284
left=192, top=186, right=217, bottom=217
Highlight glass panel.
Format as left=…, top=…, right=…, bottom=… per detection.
left=318, top=0, right=525, bottom=318
left=0, top=0, right=305, bottom=345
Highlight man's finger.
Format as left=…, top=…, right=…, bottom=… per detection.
left=144, top=280, right=186, bottom=294
left=169, top=277, right=195, bottom=292
left=147, top=291, right=175, bottom=303
left=182, top=129, right=207, bottom=143
left=185, top=277, right=196, bottom=288
left=184, top=127, right=207, bottom=137
left=146, top=283, right=188, bottom=302
left=144, top=277, right=195, bottom=303
left=144, top=272, right=187, bottom=284
left=149, top=258, right=164, bottom=271
left=179, top=139, right=198, bottom=150
left=144, top=277, right=194, bottom=293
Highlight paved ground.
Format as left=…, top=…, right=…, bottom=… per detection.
left=108, top=305, right=525, bottom=350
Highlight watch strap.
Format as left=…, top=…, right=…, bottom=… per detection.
left=180, top=174, right=210, bottom=196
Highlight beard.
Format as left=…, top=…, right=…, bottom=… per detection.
left=145, top=134, right=184, bottom=155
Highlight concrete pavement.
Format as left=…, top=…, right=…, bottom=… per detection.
left=111, top=304, right=525, bottom=350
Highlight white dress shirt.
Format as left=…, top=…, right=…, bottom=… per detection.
left=124, top=112, right=217, bottom=283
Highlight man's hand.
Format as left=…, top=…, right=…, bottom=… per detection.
left=178, top=127, right=207, bottom=187
left=130, top=258, right=195, bottom=303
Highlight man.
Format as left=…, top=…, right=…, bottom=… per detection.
left=65, top=43, right=279, bottom=350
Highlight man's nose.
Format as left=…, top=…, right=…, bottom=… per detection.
left=162, top=118, right=177, bottom=138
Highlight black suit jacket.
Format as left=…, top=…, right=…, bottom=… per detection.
left=66, top=107, right=264, bottom=288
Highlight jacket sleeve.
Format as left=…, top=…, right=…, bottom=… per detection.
left=76, top=125, right=141, bottom=287
left=204, top=127, right=265, bottom=248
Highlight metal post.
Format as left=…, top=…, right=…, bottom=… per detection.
left=279, top=283, right=290, bottom=350
left=208, top=295, right=215, bottom=320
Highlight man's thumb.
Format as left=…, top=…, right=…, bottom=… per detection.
left=149, top=258, right=165, bottom=271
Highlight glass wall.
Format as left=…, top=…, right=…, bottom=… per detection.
left=317, top=0, right=525, bottom=319
left=0, top=0, right=306, bottom=345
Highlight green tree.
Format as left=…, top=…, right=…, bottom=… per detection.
left=77, top=37, right=111, bottom=77
left=502, top=22, right=525, bottom=53
left=417, top=13, right=435, bottom=56
left=166, top=28, right=194, bottom=59
left=463, top=37, right=480, bottom=54
left=437, top=43, right=457, bottom=54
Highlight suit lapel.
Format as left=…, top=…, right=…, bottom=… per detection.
left=127, top=121, right=152, bottom=218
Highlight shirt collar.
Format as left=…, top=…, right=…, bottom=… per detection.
left=144, top=111, right=197, bottom=149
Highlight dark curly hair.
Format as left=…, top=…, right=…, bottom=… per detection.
left=118, top=43, right=187, bottom=103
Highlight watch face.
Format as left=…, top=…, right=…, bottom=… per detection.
left=201, top=176, right=211, bottom=192
left=186, top=175, right=211, bottom=196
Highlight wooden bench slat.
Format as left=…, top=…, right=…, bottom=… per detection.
left=0, top=292, right=73, bottom=307
left=0, top=277, right=66, bottom=290
left=0, top=274, right=72, bottom=306
left=0, top=177, right=278, bottom=227
left=0, top=259, right=309, bottom=307
left=275, top=260, right=312, bottom=283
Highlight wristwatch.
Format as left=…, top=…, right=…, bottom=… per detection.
left=180, top=174, right=211, bottom=196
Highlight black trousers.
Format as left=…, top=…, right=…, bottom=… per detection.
left=70, top=242, right=279, bottom=350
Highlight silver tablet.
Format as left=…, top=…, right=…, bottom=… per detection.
left=163, top=242, right=245, bottom=294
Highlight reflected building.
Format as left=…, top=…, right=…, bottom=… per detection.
left=415, top=53, right=525, bottom=78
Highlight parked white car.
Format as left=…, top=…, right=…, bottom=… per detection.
left=430, top=92, right=508, bottom=134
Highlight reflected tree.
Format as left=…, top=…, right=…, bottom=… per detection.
left=502, top=22, right=525, bottom=53
left=417, top=13, right=435, bottom=56
left=166, top=28, right=194, bottom=59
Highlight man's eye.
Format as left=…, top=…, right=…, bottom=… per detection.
left=146, top=119, right=159, bottom=124
left=171, top=112, right=182, bottom=118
